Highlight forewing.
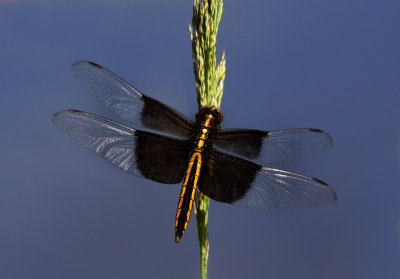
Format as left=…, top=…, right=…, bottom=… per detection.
left=198, top=149, right=336, bottom=208
left=71, top=61, right=193, bottom=139
left=214, top=128, right=333, bottom=165
left=51, top=110, right=191, bottom=184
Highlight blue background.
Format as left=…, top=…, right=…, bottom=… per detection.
left=1, top=1, right=399, bottom=278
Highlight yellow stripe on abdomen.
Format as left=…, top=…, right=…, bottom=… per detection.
left=175, top=151, right=202, bottom=242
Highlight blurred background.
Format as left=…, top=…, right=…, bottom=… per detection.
left=0, top=0, right=399, bottom=278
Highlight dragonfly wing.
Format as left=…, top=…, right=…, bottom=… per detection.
left=71, top=61, right=193, bottom=139
left=52, top=110, right=191, bottom=184
left=214, top=128, right=333, bottom=165
left=198, top=149, right=336, bottom=208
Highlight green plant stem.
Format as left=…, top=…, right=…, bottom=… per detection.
left=190, top=1, right=225, bottom=278
left=195, top=192, right=210, bottom=279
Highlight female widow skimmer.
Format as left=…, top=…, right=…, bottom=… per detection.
left=52, top=61, right=337, bottom=243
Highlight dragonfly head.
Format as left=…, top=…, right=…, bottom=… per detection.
left=197, top=106, right=224, bottom=126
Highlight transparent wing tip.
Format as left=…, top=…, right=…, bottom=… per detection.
left=309, top=128, right=334, bottom=147
left=312, top=177, right=337, bottom=204
left=51, top=109, right=84, bottom=125
left=71, top=61, right=103, bottom=72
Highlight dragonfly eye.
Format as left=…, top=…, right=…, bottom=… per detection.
left=197, top=106, right=224, bottom=125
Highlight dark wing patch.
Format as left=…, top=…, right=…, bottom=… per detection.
left=135, top=130, right=191, bottom=184
left=51, top=110, right=191, bottom=184
left=214, top=128, right=333, bottom=165
left=198, top=150, right=259, bottom=204
left=71, top=61, right=193, bottom=139
left=198, top=149, right=337, bottom=208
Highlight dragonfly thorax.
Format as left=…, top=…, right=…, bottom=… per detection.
left=192, top=107, right=223, bottom=152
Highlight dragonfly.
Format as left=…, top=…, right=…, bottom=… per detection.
left=52, top=61, right=337, bottom=243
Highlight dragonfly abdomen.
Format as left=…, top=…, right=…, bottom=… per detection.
left=175, top=153, right=202, bottom=242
